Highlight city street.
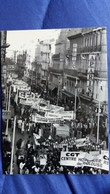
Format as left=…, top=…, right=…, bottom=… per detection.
left=1, top=28, right=109, bottom=174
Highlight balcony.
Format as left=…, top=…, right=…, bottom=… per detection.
left=49, top=67, right=63, bottom=75
left=79, top=89, right=93, bottom=102
left=64, top=68, right=78, bottom=77
left=77, top=68, right=87, bottom=79
left=80, top=45, right=101, bottom=53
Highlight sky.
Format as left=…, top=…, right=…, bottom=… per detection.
left=6, top=29, right=61, bottom=58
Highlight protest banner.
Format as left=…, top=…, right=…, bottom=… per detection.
left=60, top=151, right=109, bottom=171
left=20, top=98, right=33, bottom=106
left=39, top=155, right=47, bottom=165
left=60, top=111, right=75, bottom=120
left=50, top=105, right=64, bottom=112
left=60, top=152, right=81, bottom=166
left=19, top=91, right=25, bottom=98
left=45, top=112, right=62, bottom=119
left=45, top=111, right=75, bottom=121
left=75, top=137, right=89, bottom=148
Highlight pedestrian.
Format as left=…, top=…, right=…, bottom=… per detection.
left=19, top=160, right=25, bottom=174
left=21, top=120, right=25, bottom=134
left=16, top=138, right=22, bottom=149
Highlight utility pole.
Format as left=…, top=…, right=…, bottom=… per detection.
left=74, top=78, right=78, bottom=120
left=57, top=76, right=60, bottom=105
left=10, top=115, right=16, bottom=174
left=97, top=83, right=102, bottom=144
left=5, top=84, right=11, bottom=135
left=97, top=99, right=101, bottom=144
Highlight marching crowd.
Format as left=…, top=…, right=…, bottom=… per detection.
left=2, top=80, right=108, bottom=174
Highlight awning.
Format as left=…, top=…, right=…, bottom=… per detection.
left=62, top=91, right=73, bottom=98
left=49, top=85, right=57, bottom=91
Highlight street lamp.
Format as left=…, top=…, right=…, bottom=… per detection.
left=57, top=76, right=61, bottom=106
left=74, top=78, right=78, bottom=121
left=97, top=82, right=103, bottom=144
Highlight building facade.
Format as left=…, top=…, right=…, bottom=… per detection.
left=0, top=31, right=10, bottom=109
left=48, top=29, right=70, bottom=102
left=62, top=27, right=108, bottom=129
left=16, top=51, right=27, bottom=79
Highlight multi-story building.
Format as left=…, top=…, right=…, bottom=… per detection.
left=35, top=40, right=51, bottom=78
left=62, top=27, right=108, bottom=126
left=5, top=57, right=15, bottom=75
left=40, top=40, right=51, bottom=81
left=0, top=31, right=10, bottom=109
left=62, top=29, right=82, bottom=109
left=29, top=61, right=42, bottom=92
left=48, top=29, right=70, bottom=100
left=16, top=51, right=27, bottom=79
left=34, top=39, right=52, bottom=91
left=1, top=31, right=9, bottom=85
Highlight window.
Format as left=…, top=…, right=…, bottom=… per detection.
left=88, top=35, right=90, bottom=47
left=70, top=81, right=71, bottom=87
left=90, top=35, right=93, bottom=46
left=67, top=81, right=68, bottom=86
left=85, top=38, right=87, bottom=47
left=97, top=31, right=101, bottom=46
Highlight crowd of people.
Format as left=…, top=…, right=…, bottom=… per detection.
left=2, top=79, right=109, bottom=174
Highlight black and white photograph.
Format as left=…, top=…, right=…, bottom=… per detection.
left=1, top=27, right=109, bottom=174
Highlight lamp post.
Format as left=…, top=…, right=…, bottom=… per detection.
left=10, top=115, right=16, bottom=174
left=97, top=96, right=101, bottom=144
left=57, top=77, right=60, bottom=106
left=5, top=83, right=11, bottom=135
left=74, top=78, right=78, bottom=121
left=97, top=83, right=103, bottom=144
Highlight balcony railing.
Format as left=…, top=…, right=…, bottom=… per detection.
left=49, top=67, right=63, bottom=74
left=94, top=70, right=107, bottom=78
left=79, top=45, right=101, bottom=53
left=64, top=68, right=78, bottom=77
left=77, top=68, right=87, bottom=75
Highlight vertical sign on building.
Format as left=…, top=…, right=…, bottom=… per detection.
left=86, top=55, right=95, bottom=97
left=72, top=44, right=77, bottom=69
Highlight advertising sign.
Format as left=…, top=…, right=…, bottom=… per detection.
left=86, top=54, right=96, bottom=97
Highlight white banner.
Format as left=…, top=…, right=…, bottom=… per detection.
left=60, top=151, right=109, bottom=171
left=20, top=99, right=33, bottom=106
left=45, top=112, right=62, bottom=119
left=45, top=111, right=75, bottom=120
left=39, top=155, right=47, bottom=166
left=75, top=138, right=89, bottom=148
